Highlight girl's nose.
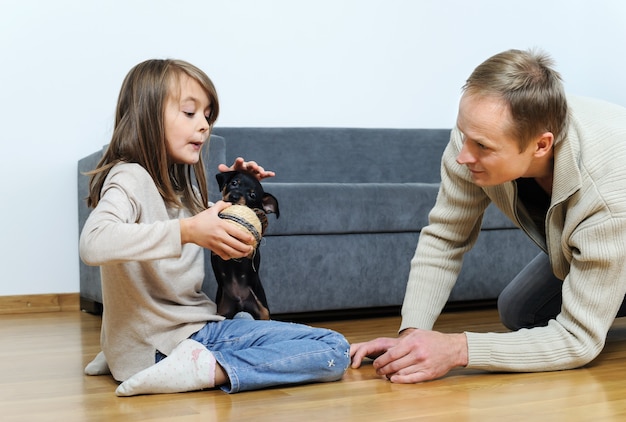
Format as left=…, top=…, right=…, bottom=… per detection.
left=199, top=119, right=210, bottom=135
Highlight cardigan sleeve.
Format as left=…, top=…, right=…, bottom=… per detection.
left=79, top=163, right=183, bottom=266
left=400, top=128, right=491, bottom=331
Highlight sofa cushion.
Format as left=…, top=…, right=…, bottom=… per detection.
left=261, top=182, right=518, bottom=236
left=263, top=182, right=439, bottom=235
left=212, top=127, right=451, bottom=184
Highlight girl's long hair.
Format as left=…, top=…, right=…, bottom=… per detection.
left=85, top=59, right=219, bottom=215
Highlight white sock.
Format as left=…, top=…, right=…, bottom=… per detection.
left=84, top=351, right=111, bottom=375
left=115, top=339, right=216, bottom=396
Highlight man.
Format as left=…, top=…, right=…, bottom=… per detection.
left=350, top=49, right=626, bottom=383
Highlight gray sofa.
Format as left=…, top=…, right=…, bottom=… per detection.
left=77, top=128, right=539, bottom=318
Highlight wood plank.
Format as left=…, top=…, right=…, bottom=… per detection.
left=1, top=308, right=625, bottom=421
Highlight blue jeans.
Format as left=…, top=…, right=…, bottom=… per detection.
left=174, top=313, right=350, bottom=393
left=498, top=252, right=626, bottom=330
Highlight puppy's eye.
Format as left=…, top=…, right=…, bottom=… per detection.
left=249, top=192, right=257, bottom=200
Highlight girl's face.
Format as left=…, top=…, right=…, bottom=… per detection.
left=164, top=74, right=212, bottom=165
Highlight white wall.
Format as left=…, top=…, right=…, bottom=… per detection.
left=1, top=0, right=625, bottom=296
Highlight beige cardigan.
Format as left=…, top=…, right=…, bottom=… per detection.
left=80, top=163, right=223, bottom=381
left=401, top=96, right=626, bottom=372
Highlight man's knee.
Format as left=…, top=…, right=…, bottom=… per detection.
left=497, top=294, right=525, bottom=331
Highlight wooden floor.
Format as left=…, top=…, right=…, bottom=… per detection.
left=2, top=308, right=626, bottom=422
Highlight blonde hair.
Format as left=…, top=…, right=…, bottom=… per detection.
left=86, top=59, right=219, bottom=214
left=463, top=49, right=568, bottom=151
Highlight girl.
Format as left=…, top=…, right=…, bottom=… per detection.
left=80, top=59, right=349, bottom=396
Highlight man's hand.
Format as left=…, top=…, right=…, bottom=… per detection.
left=350, top=329, right=469, bottom=384
left=218, top=157, right=275, bottom=180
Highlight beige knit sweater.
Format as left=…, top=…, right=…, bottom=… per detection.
left=400, top=96, right=626, bottom=372
left=80, top=163, right=223, bottom=381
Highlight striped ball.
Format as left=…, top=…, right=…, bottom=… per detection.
left=218, top=204, right=263, bottom=248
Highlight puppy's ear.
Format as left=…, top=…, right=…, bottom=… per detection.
left=215, top=171, right=237, bottom=191
left=262, top=193, right=280, bottom=218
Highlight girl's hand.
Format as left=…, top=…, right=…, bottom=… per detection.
left=218, top=157, right=275, bottom=181
left=180, top=201, right=255, bottom=260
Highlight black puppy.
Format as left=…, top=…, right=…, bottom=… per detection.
left=211, top=170, right=279, bottom=320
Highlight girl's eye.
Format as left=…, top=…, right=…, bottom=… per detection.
left=184, top=111, right=195, bottom=117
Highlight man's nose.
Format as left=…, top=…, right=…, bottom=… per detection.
left=456, top=142, right=475, bottom=165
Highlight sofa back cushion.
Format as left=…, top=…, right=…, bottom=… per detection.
left=212, top=127, right=451, bottom=184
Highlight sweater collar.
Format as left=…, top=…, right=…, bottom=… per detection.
left=551, top=120, right=582, bottom=206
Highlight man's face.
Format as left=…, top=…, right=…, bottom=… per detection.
left=455, top=93, right=537, bottom=187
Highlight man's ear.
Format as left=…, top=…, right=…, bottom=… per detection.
left=534, top=132, right=554, bottom=158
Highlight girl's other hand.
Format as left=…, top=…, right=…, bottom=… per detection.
left=218, top=157, right=275, bottom=181
left=180, top=201, right=255, bottom=260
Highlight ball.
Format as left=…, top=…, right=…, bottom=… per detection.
left=218, top=204, right=263, bottom=248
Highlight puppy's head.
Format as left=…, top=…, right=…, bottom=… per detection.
left=216, top=171, right=280, bottom=228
